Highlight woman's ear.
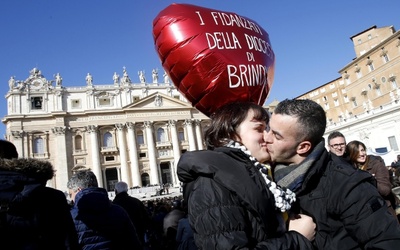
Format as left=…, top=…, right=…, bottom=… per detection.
left=297, top=141, right=312, bottom=155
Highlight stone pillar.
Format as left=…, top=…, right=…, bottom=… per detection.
left=194, top=119, right=204, bottom=150
left=115, top=123, right=130, bottom=185
left=51, top=126, right=69, bottom=191
left=184, top=119, right=197, bottom=151
left=168, top=120, right=181, bottom=185
left=55, top=90, right=63, bottom=111
left=11, top=131, right=24, bottom=158
left=144, top=121, right=160, bottom=185
left=87, top=125, right=103, bottom=187
left=126, top=122, right=141, bottom=187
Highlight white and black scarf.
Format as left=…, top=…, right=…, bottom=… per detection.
left=227, top=140, right=296, bottom=212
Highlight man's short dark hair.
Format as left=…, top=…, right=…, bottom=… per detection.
left=274, top=99, right=326, bottom=146
left=328, top=131, right=345, bottom=143
left=0, top=139, right=18, bottom=159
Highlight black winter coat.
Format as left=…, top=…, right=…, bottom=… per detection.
left=177, top=147, right=313, bottom=250
left=0, top=158, right=79, bottom=250
left=71, top=187, right=142, bottom=249
left=291, top=151, right=400, bottom=249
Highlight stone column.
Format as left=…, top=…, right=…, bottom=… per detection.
left=144, top=121, right=160, bottom=185
left=87, top=125, right=103, bottom=187
left=11, top=130, right=24, bottom=158
left=168, top=120, right=181, bottom=185
left=184, top=119, right=197, bottom=151
left=115, top=123, right=130, bottom=185
left=51, top=126, right=69, bottom=190
left=126, top=122, right=141, bottom=187
left=194, top=119, right=204, bottom=150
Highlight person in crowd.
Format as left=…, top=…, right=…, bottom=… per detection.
left=391, top=154, right=400, bottom=169
left=0, top=139, right=79, bottom=249
left=265, top=98, right=400, bottom=249
left=327, top=131, right=347, bottom=157
left=346, top=140, right=399, bottom=221
left=175, top=203, right=197, bottom=250
left=67, top=170, right=142, bottom=249
left=163, top=199, right=185, bottom=249
left=178, top=101, right=315, bottom=249
left=113, top=181, right=150, bottom=246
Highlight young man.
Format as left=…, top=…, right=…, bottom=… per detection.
left=327, top=131, right=347, bottom=157
left=265, top=99, right=400, bottom=250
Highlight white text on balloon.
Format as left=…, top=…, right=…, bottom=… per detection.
left=227, top=64, right=268, bottom=88
left=206, top=32, right=242, bottom=50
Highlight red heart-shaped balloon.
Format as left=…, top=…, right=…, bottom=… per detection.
left=153, top=3, right=275, bottom=117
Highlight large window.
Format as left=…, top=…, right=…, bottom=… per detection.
left=75, top=135, right=82, bottom=151
left=178, top=128, right=185, bottom=141
left=103, top=132, right=113, bottom=147
left=33, top=137, right=44, bottom=154
left=137, top=131, right=144, bottom=145
left=157, top=128, right=165, bottom=142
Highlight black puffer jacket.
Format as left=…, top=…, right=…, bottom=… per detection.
left=0, top=158, right=79, bottom=250
left=177, top=147, right=312, bottom=250
left=292, top=151, right=400, bottom=249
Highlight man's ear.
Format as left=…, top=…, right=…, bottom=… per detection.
left=297, top=141, right=312, bottom=155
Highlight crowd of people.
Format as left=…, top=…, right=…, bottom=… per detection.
left=0, top=99, right=400, bottom=249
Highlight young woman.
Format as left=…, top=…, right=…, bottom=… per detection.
left=346, top=140, right=398, bottom=221
left=177, top=102, right=315, bottom=249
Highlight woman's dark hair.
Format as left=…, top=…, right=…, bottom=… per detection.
left=346, top=140, right=368, bottom=167
left=204, top=102, right=269, bottom=150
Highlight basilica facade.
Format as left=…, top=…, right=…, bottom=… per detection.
left=3, top=67, right=209, bottom=192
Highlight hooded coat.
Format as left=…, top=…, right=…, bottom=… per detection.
left=177, top=147, right=312, bottom=250
left=0, top=158, right=79, bottom=250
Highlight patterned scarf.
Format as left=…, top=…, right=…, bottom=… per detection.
left=227, top=140, right=296, bottom=212
left=274, top=140, right=326, bottom=192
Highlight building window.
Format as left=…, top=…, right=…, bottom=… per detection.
left=343, top=95, right=349, bottom=103
left=103, top=132, right=113, bottom=147
left=31, top=97, right=43, bottom=110
left=105, top=156, right=115, bottom=162
left=334, top=99, right=339, bottom=107
left=388, top=136, right=399, bottom=151
left=139, top=152, right=146, bottom=158
left=352, top=99, right=358, bottom=107
left=324, top=103, right=329, bottom=110
left=358, top=38, right=362, bottom=44
left=382, top=53, right=389, bottom=63
left=178, top=128, right=185, bottom=141
left=33, top=137, right=44, bottom=154
left=390, top=78, right=398, bottom=89
left=375, top=87, right=382, bottom=96
left=368, top=34, right=372, bottom=39
left=323, top=96, right=327, bottom=102
left=75, top=135, right=82, bottom=151
left=137, top=131, right=144, bottom=145
left=368, top=63, right=374, bottom=72
left=356, top=70, right=362, bottom=79
left=157, top=128, right=165, bottom=142
left=381, top=77, right=387, bottom=83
